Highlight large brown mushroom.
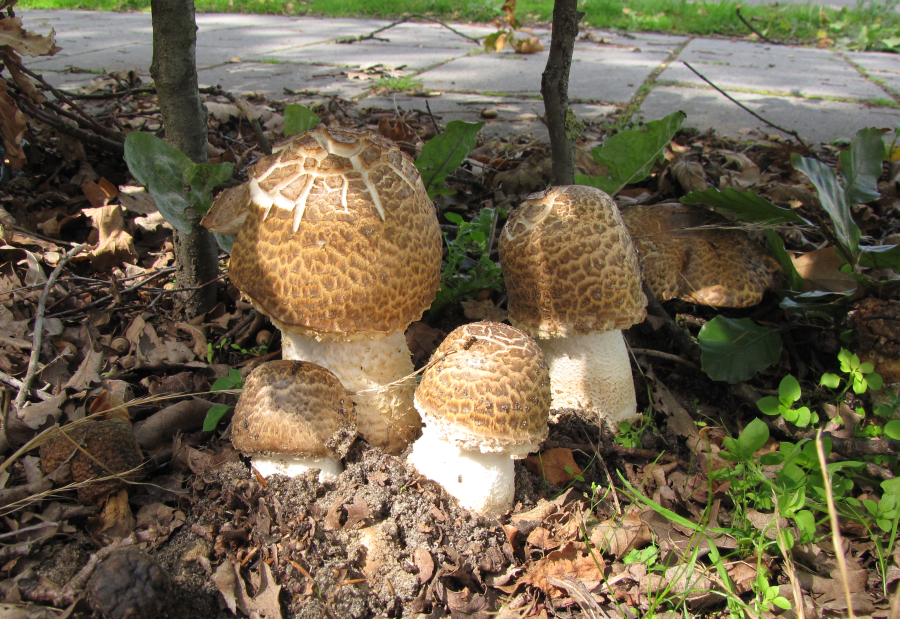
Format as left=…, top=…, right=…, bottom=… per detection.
left=204, top=126, right=442, bottom=454
left=621, top=203, right=780, bottom=307
left=499, top=185, right=647, bottom=424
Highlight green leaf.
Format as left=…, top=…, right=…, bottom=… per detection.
left=757, top=396, right=783, bottom=416
left=203, top=404, right=232, bottom=432
left=839, top=127, right=884, bottom=204
left=793, top=510, right=816, bottom=542
left=778, top=375, right=802, bottom=404
left=575, top=110, right=685, bottom=196
left=792, top=152, right=861, bottom=256
left=737, top=418, right=769, bottom=456
left=697, top=316, right=783, bottom=383
left=773, top=597, right=793, bottom=611
left=764, top=229, right=803, bottom=291
left=184, top=161, right=235, bottom=215
left=124, top=132, right=195, bottom=234
left=681, top=187, right=809, bottom=224
left=794, top=406, right=812, bottom=428
left=284, top=103, right=320, bottom=135
left=210, top=376, right=236, bottom=391
left=884, top=420, right=900, bottom=440
left=820, top=372, right=841, bottom=388
left=415, top=120, right=484, bottom=199
left=858, top=244, right=900, bottom=270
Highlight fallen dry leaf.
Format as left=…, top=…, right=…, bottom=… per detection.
left=793, top=246, right=858, bottom=293
left=0, top=78, right=27, bottom=168
left=588, top=508, right=653, bottom=559
left=83, top=204, right=139, bottom=271
left=0, top=16, right=61, bottom=57
left=521, top=542, right=604, bottom=598
left=523, top=448, right=582, bottom=486
left=670, top=158, right=708, bottom=194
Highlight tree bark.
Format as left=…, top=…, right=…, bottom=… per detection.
left=150, top=0, right=218, bottom=318
left=540, top=0, right=584, bottom=187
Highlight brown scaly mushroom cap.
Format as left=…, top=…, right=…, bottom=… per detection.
left=231, top=360, right=356, bottom=480
left=621, top=203, right=780, bottom=308
left=414, top=321, right=551, bottom=455
left=409, top=321, right=550, bottom=516
left=499, top=185, right=647, bottom=339
left=228, top=125, right=442, bottom=341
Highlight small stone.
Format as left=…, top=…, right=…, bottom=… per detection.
left=480, top=108, right=499, bottom=119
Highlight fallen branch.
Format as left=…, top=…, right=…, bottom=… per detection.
left=14, top=244, right=86, bottom=411
left=8, top=91, right=126, bottom=154
left=629, top=347, right=699, bottom=370
left=133, top=398, right=215, bottom=450
left=337, top=15, right=481, bottom=45
left=681, top=61, right=809, bottom=150
left=735, top=8, right=775, bottom=44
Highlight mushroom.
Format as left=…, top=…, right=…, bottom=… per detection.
left=498, top=185, right=647, bottom=423
left=204, top=126, right=442, bottom=454
left=621, top=203, right=780, bottom=307
left=408, top=321, right=550, bottom=517
left=230, top=360, right=356, bottom=481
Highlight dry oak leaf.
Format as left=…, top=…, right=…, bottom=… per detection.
left=524, top=448, right=582, bottom=487
left=0, top=78, right=26, bottom=167
left=0, top=16, right=61, bottom=57
left=792, top=246, right=858, bottom=293
left=83, top=204, right=138, bottom=271
left=588, top=507, right=653, bottom=559
left=521, top=542, right=605, bottom=598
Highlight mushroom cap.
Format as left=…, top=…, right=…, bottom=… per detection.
left=231, top=360, right=356, bottom=460
left=414, top=321, right=550, bottom=455
left=199, top=182, right=251, bottom=235
left=228, top=126, right=442, bottom=341
left=621, top=203, right=780, bottom=308
left=499, top=185, right=647, bottom=339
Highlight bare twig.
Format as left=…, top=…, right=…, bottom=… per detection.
left=682, top=61, right=809, bottom=150
left=0, top=370, right=52, bottom=401
left=735, top=8, right=775, bottom=44
left=8, top=92, right=126, bottom=154
left=629, top=347, right=699, bottom=370
left=14, top=244, right=86, bottom=411
left=424, top=99, right=441, bottom=136
left=45, top=266, right=176, bottom=319
left=337, top=15, right=481, bottom=45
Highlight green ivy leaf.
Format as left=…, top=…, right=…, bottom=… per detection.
left=792, top=152, right=861, bottom=257
left=681, top=187, right=809, bottom=225
left=839, top=127, right=884, bottom=205
left=415, top=120, right=484, bottom=199
left=575, top=110, right=685, bottom=196
left=284, top=103, right=320, bottom=136
left=884, top=420, right=900, bottom=440
left=203, top=404, right=232, bottom=432
left=697, top=316, right=783, bottom=383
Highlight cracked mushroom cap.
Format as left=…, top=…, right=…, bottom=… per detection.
left=621, top=203, right=780, bottom=307
left=414, top=321, right=550, bottom=456
left=231, top=360, right=356, bottom=460
left=499, top=185, right=647, bottom=339
left=226, top=126, right=442, bottom=341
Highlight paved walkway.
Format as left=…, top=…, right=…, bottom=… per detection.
left=21, top=9, right=900, bottom=144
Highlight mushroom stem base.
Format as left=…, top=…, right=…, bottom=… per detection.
left=251, top=454, right=343, bottom=482
left=539, top=330, right=637, bottom=424
left=408, top=424, right=514, bottom=517
left=282, top=332, right=420, bottom=454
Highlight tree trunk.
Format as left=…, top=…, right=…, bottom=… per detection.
left=150, top=0, right=218, bottom=318
left=540, top=0, right=584, bottom=187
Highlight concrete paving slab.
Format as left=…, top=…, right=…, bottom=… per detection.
left=265, top=40, right=472, bottom=69
left=657, top=38, right=885, bottom=100
left=641, top=84, right=900, bottom=143
left=28, top=43, right=240, bottom=73
left=846, top=50, right=900, bottom=75
left=196, top=62, right=370, bottom=99
left=417, top=47, right=667, bottom=103
left=342, top=21, right=494, bottom=49
left=578, top=29, right=689, bottom=55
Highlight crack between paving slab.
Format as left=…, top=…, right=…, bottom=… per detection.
left=835, top=49, right=900, bottom=105
left=611, top=35, right=694, bottom=125
left=654, top=79, right=900, bottom=107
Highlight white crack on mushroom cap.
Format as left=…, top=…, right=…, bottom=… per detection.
left=230, top=360, right=357, bottom=482
left=498, top=185, right=647, bottom=424
left=408, top=321, right=551, bottom=517
left=225, top=126, right=442, bottom=454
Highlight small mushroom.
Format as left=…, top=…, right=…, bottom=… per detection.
left=499, top=185, right=647, bottom=423
left=231, top=360, right=356, bottom=481
left=408, top=321, right=550, bottom=517
left=621, top=203, right=780, bottom=307
left=204, top=126, right=442, bottom=454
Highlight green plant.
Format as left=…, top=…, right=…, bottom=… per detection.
left=283, top=103, right=320, bottom=136
left=372, top=75, right=423, bottom=93
left=751, top=570, right=791, bottom=613
left=821, top=348, right=884, bottom=396
left=203, top=368, right=244, bottom=431
left=414, top=120, right=484, bottom=199
left=757, top=374, right=817, bottom=427
left=614, top=419, right=643, bottom=448
left=696, top=316, right=782, bottom=384
left=430, top=207, right=505, bottom=313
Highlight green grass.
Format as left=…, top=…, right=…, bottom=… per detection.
left=17, top=0, right=900, bottom=51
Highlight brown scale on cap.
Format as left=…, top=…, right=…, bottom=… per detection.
left=499, top=185, right=647, bottom=338
left=415, top=321, right=550, bottom=453
left=227, top=126, right=442, bottom=340
left=622, top=203, right=780, bottom=308
left=231, top=360, right=356, bottom=459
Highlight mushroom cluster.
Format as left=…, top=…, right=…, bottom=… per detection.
left=408, top=321, right=551, bottom=517
left=203, top=126, right=442, bottom=454
left=499, top=185, right=647, bottom=424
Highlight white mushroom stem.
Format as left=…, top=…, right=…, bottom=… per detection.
left=251, top=454, right=343, bottom=483
left=282, top=332, right=420, bottom=454
left=407, top=424, right=516, bottom=517
left=538, top=330, right=637, bottom=424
